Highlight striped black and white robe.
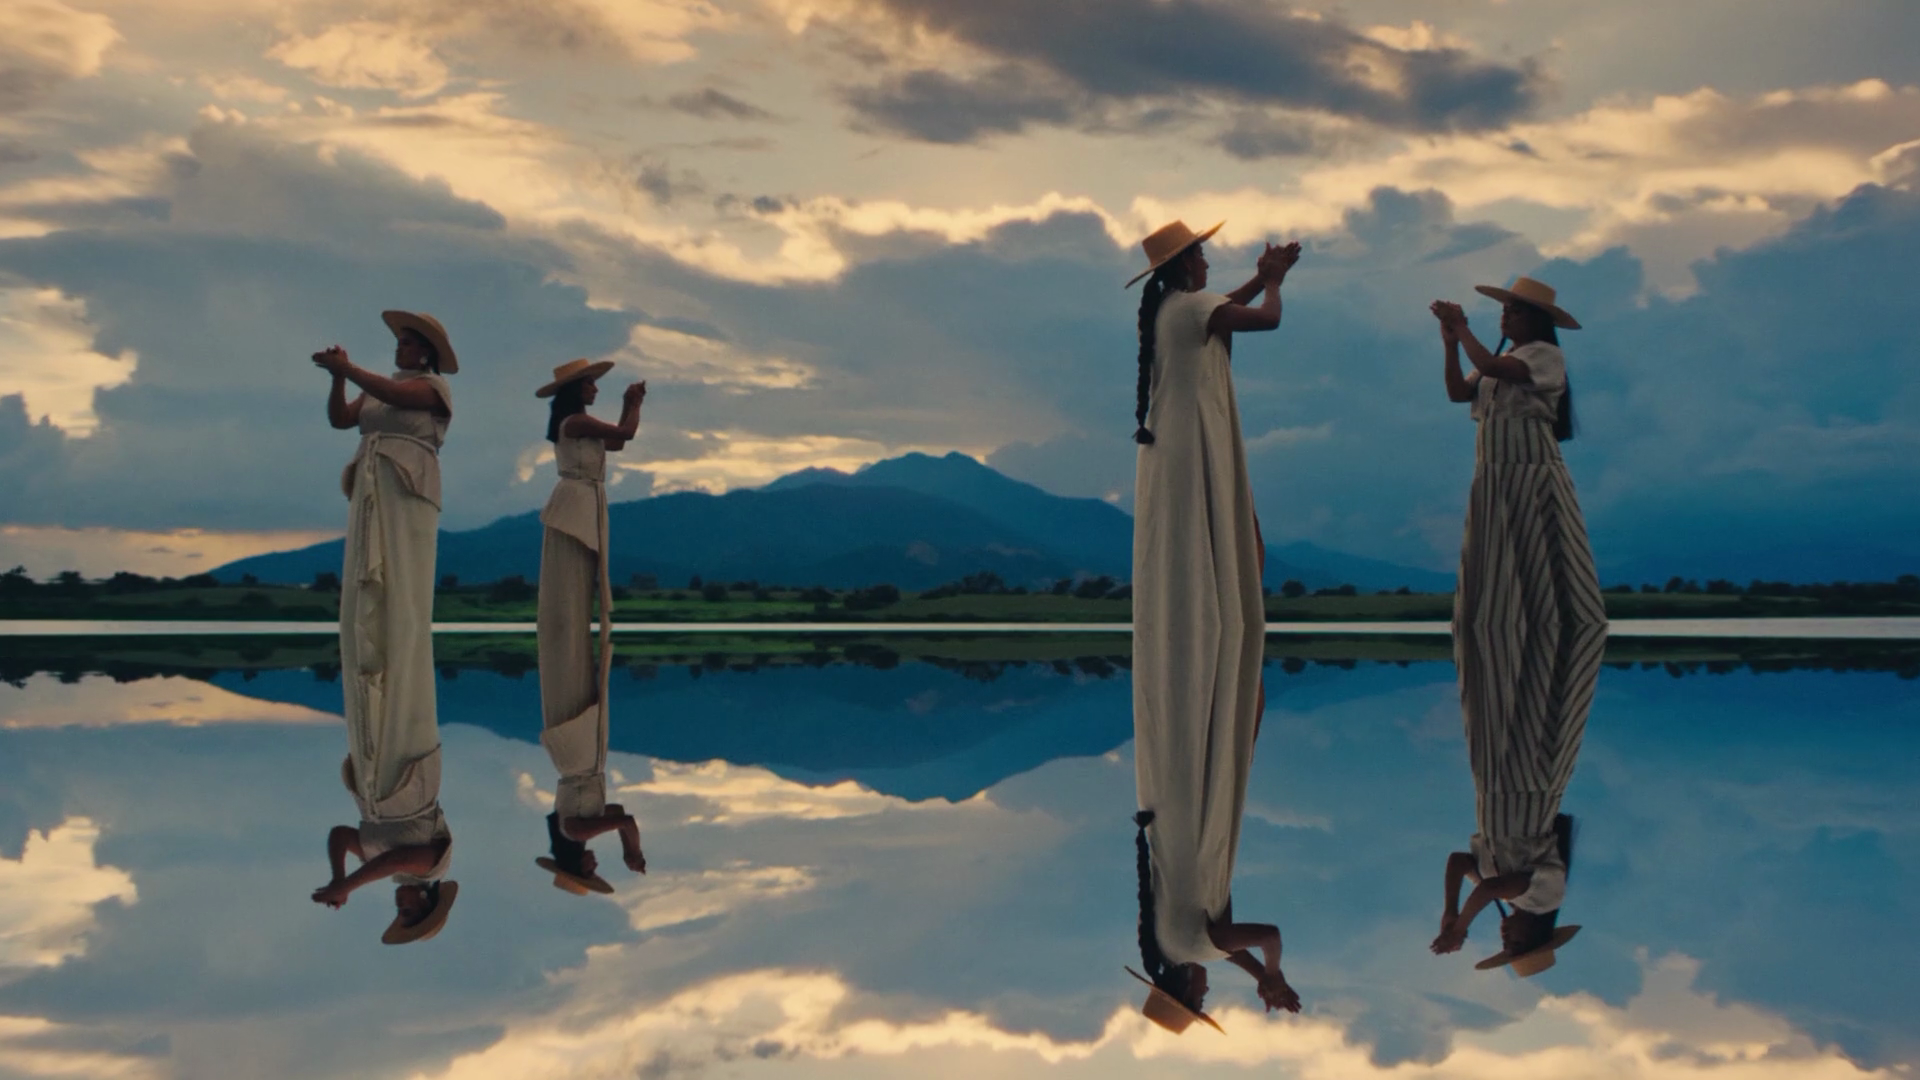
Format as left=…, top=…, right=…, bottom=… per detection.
left=1454, top=346, right=1608, bottom=904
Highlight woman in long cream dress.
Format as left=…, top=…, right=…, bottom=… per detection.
left=1125, top=221, right=1302, bottom=1028
left=533, top=359, right=647, bottom=895
left=1427, top=279, right=1608, bottom=974
left=308, top=310, right=459, bottom=944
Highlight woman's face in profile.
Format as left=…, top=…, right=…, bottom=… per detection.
left=1182, top=245, right=1210, bottom=291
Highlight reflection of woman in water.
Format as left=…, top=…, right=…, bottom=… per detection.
left=309, top=311, right=459, bottom=942
left=1427, top=278, right=1606, bottom=974
left=1125, top=221, right=1301, bottom=1027
left=534, top=359, right=648, bottom=893
left=1130, top=811, right=1298, bottom=1031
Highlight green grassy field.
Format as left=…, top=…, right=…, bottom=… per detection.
left=2, top=583, right=1913, bottom=623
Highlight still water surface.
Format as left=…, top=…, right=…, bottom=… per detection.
left=0, top=636, right=1914, bottom=1079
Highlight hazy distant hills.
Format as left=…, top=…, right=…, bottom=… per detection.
left=216, top=451, right=1454, bottom=591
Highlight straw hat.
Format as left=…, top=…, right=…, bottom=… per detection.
left=1475, top=924, right=1582, bottom=976
left=535, top=358, right=616, bottom=398
left=381, top=881, right=459, bottom=945
left=1125, top=967, right=1224, bottom=1035
left=1473, top=276, right=1581, bottom=330
left=535, top=855, right=615, bottom=895
left=1125, top=220, right=1224, bottom=288
left=381, top=310, right=459, bottom=373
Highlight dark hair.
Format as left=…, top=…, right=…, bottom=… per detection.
left=397, top=879, right=443, bottom=927
left=1132, top=254, right=1196, bottom=446
left=1499, top=813, right=1577, bottom=955
left=1499, top=306, right=1577, bottom=443
left=1133, top=811, right=1196, bottom=1003
left=545, top=811, right=590, bottom=875
left=400, top=330, right=442, bottom=375
left=546, top=381, right=588, bottom=443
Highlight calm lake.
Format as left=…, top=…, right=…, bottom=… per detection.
left=0, top=633, right=1914, bottom=1079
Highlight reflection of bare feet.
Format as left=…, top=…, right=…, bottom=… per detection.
left=1431, top=920, right=1466, bottom=955
left=625, top=849, right=646, bottom=874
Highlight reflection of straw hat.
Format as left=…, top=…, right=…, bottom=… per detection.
left=536, top=856, right=614, bottom=895
left=1125, top=967, right=1224, bottom=1035
left=1473, top=276, right=1581, bottom=330
left=1476, top=925, right=1582, bottom=976
left=1125, top=220, right=1224, bottom=288
left=380, top=310, right=459, bottom=373
left=382, top=881, right=459, bottom=945
left=535, top=358, right=616, bottom=398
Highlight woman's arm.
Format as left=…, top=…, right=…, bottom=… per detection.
left=1451, top=321, right=1532, bottom=383
left=1207, top=243, right=1300, bottom=340
left=561, top=382, right=646, bottom=450
left=325, top=373, right=365, bottom=429
left=314, top=347, right=449, bottom=415
left=1436, top=308, right=1476, bottom=403
left=1433, top=860, right=1531, bottom=954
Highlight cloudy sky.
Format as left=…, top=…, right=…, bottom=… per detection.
left=2, top=0, right=1918, bottom=579
left=2, top=656, right=1916, bottom=1078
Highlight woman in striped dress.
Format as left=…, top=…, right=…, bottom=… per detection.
left=1427, top=278, right=1607, bottom=974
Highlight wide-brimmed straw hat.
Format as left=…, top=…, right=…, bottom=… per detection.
left=535, top=855, right=615, bottom=895
left=1125, top=967, right=1224, bottom=1035
left=381, top=881, right=459, bottom=945
left=535, top=358, right=616, bottom=398
left=1475, top=924, right=1582, bottom=976
left=1473, top=276, right=1581, bottom=330
left=381, top=310, right=459, bottom=373
left=1125, top=220, right=1224, bottom=288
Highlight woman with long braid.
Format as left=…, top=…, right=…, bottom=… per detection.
left=1124, top=221, right=1301, bottom=1029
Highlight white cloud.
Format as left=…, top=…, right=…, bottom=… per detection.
left=1245, top=422, right=1335, bottom=453
left=629, top=431, right=960, bottom=494
left=622, top=323, right=816, bottom=392
left=0, top=525, right=339, bottom=578
left=627, top=759, right=933, bottom=823
left=0, top=286, right=136, bottom=435
left=268, top=21, right=449, bottom=99
left=0, top=1015, right=158, bottom=1079
left=409, top=952, right=1904, bottom=1080
left=0, top=674, right=340, bottom=730
left=0, top=818, right=136, bottom=970
left=0, top=0, right=120, bottom=109
left=619, top=862, right=815, bottom=931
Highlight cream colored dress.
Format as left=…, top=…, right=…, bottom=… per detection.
left=538, top=432, right=613, bottom=820
left=1132, top=289, right=1266, bottom=964
left=338, top=371, right=453, bottom=882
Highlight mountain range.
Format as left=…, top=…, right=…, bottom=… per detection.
left=215, top=451, right=1455, bottom=591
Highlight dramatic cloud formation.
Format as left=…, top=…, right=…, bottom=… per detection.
left=0, top=818, right=135, bottom=969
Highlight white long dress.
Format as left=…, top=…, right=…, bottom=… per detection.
left=1132, top=288, right=1267, bottom=964
left=537, top=432, right=613, bottom=820
left=338, top=371, right=453, bottom=883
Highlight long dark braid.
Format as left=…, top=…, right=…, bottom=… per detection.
left=1134, top=260, right=1190, bottom=445
left=1504, top=305, right=1576, bottom=442
left=1133, top=810, right=1192, bottom=999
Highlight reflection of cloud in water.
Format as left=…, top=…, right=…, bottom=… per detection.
left=0, top=674, right=338, bottom=729
left=413, top=953, right=1896, bottom=1080
left=626, top=759, right=979, bottom=824
left=0, top=819, right=136, bottom=970
left=620, top=863, right=816, bottom=933
left=0, top=1014, right=160, bottom=1080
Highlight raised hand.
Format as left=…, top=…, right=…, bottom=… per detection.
left=623, top=380, right=647, bottom=406
left=311, top=345, right=352, bottom=377
left=1257, top=972, right=1301, bottom=1013
left=1259, top=241, right=1302, bottom=284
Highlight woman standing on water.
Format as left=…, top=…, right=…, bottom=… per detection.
left=309, top=310, right=459, bottom=943
left=1126, top=221, right=1302, bottom=1028
left=533, top=359, right=648, bottom=895
left=1428, top=278, right=1607, bottom=974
